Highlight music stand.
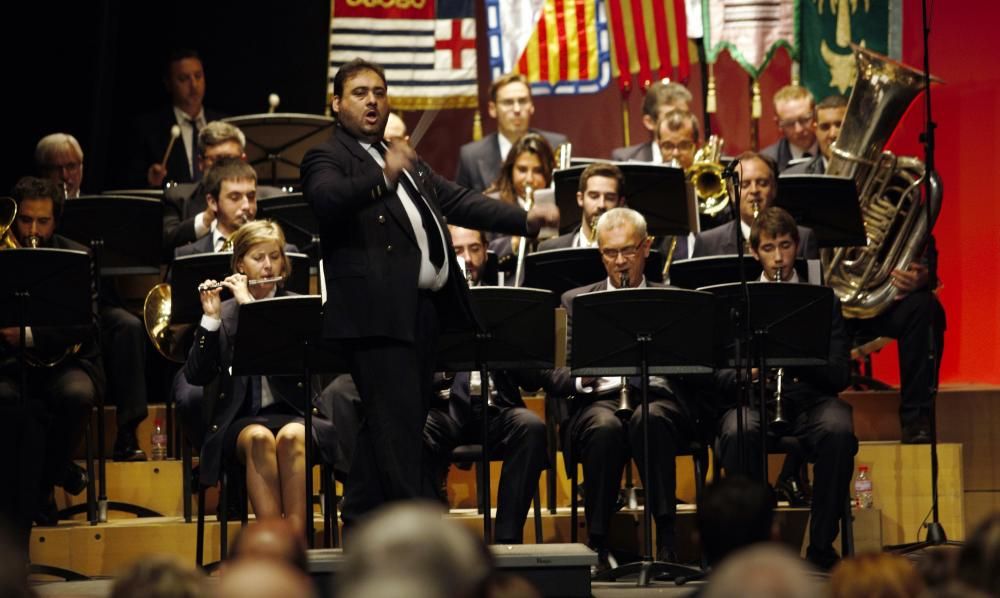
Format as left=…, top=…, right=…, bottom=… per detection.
left=222, top=113, right=335, bottom=187
left=669, top=256, right=812, bottom=290
left=436, top=287, right=555, bottom=542
left=257, top=193, right=321, bottom=263
left=522, top=247, right=665, bottom=306
left=775, top=175, right=867, bottom=248
left=101, top=188, right=165, bottom=199
left=60, top=195, right=162, bottom=275
left=702, top=282, right=832, bottom=479
left=571, top=288, right=715, bottom=585
left=230, top=295, right=346, bottom=549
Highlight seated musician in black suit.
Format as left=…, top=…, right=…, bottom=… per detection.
left=611, top=81, right=692, bottom=163
left=713, top=207, right=857, bottom=570
left=0, top=177, right=101, bottom=536
left=183, top=220, right=333, bottom=538
left=550, top=207, right=697, bottom=572
left=537, top=162, right=624, bottom=251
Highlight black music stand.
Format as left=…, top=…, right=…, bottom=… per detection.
left=0, top=249, right=96, bottom=579
left=231, top=295, right=346, bottom=549
left=775, top=175, right=867, bottom=248
left=222, top=113, right=335, bottom=187
left=257, top=194, right=321, bottom=263
left=571, top=288, right=715, bottom=585
left=60, top=195, right=162, bottom=275
left=703, top=282, right=832, bottom=479
left=436, top=287, right=555, bottom=542
left=669, top=256, right=812, bottom=290
left=523, top=247, right=665, bottom=306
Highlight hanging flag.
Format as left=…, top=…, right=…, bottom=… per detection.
left=605, top=0, right=691, bottom=94
left=702, top=0, right=797, bottom=79
left=800, top=0, right=903, bottom=99
left=328, top=0, right=478, bottom=110
left=485, top=0, right=611, bottom=95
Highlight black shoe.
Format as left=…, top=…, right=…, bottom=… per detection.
left=901, top=417, right=932, bottom=444
left=590, top=549, right=615, bottom=579
left=775, top=475, right=811, bottom=507
left=58, top=462, right=88, bottom=496
left=113, top=428, right=148, bottom=462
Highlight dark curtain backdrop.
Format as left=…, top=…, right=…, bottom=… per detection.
left=5, top=0, right=997, bottom=384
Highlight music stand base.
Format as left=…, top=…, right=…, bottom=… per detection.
left=594, top=559, right=702, bottom=586
left=885, top=522, right=962, bottom=554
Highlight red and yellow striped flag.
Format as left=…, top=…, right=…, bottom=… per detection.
left=606, top=0, right=690, bottom=93
left=516, top=0, right=599, bottom=87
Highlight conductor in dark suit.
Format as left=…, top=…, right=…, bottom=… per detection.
left=300, top=58, right=559, bottom=525
left=610, top=81, right=692, bottom=163
left=126, top=49, right=225, bottom=188
left=550, top=207, right=696, bottom=571
left=714, top=207, right=857, bottom=570
left=692, top=152, right=818, bottom=259
left=537, top=162, right=624, bottom=251
left=455, top=72, right=568, bottom=191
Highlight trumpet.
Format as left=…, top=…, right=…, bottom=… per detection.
left=615, top=271, right=635, bottom=420
left=197, top=275, right=284, bottom=292
left=687, top=135, right=729, bottom=217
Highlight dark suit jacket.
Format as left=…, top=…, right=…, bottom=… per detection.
left=446, top=370, right=544, bottom=429
left=610, top=142, right=654, bottom=162
left=782, top=154, right=826, bottom=175
left=760, top=138, right=795, bottom=174
left=692, top=220, right=818, bottom=259
left=454, top=129, right=569, bottom=191
left=537, top=224, right=581, bottom=252
left=126, top=106, right=226, bottom=188
left=162, top=182, right=284, bottom=256
left=301, top=124, right=531, bottom=342
left=183, top=293, right=332, bottom=486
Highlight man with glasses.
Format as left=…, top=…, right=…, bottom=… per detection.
left=455, top=72, right=568, bottom=191
left=761, top=85, right=819, bottom=173
left=550, top=207, right=697, bottom=574
left=784, top=95, right=847, bottom=176
left=655, top=110, right=699, bottom=170
left=35, top=134, right=85, bottom=199
left=611, top=80, right=693, bottom=162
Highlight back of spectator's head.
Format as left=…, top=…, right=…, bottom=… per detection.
left=229, top=519, right=308, bottom=573
left=703, top=544, right=818, bottom=598
left=696, top=475, right=776, bottom=566
left=956, top=513, right=1000, bottom=595
left=0, top=531, right=32, bottom=598
left=830, top=552, right=924, bottom=598
left=217, top=558, right=315, bottom=598
left=339, top=501, right=493, bottom=598
left=110, top=555, right=208, bottom=598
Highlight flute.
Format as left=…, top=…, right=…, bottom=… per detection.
left=197, top=276, right=284, bottom=292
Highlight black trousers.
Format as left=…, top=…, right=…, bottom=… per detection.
left=847, top=289, right=945, bottom=425
left=172, top=369, right=205, bottom=450
left=340, top=293, right=441, bottom=526
left=99, top=306, right=148, bottom=429
left=567, top=395, right=690, bottom=550
left=717, top=397, right=857, bottom=567
left=425, top=406, right=547, bottom=543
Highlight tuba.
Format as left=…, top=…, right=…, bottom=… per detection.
left=143, top=283, right=193, bottom=363
left=822, top=45, right=942, bottom=319
left=687, top=135, right=729, bottom=217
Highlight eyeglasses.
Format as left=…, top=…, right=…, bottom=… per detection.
left=659, top=140, right=695, bottom=153
left=496, top=97, right=531, bottom=109
left=777, top=113, right=815, bottom=129
left=43, top=161, right=81, bottom=174
left=600, top=243, right=644, bottom=260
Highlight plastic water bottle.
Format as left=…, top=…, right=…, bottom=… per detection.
left=854, top=465, right=873, bottom=509
left=151, top=419, right=167, bottom=461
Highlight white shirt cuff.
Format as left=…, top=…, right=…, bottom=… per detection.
left=199, top=315, right=222, bottom=331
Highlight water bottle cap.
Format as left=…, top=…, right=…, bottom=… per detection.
left=154, top=418, right=163, bottom=426
left=859, top=465, right=869, bottom=472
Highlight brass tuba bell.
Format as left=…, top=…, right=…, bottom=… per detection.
left=1, top=197, right=19, bottom=249
left=143, top=283, right=193, bottom=363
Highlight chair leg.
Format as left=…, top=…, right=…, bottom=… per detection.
left=182, top=433, right=193, bottom=523
left=533, top=488, right=543, bottom=543
left=841, top=495, right=855, bottom=557
left=84, top=418, right=97, bottom=525
left=196, top=485, right=206, bottom=568
left=570, top=460, right=579, bottom=544
left=219, top=472, right=229, bottom=560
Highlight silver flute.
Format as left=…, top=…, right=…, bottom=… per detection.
left=197, top=276, right=284, bottom=292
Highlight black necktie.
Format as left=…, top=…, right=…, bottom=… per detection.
left=802, top=152, right=813, bottom=158
left=374, top=143, right=445, bottom=268
left=189, top=118, right=202, bottom=181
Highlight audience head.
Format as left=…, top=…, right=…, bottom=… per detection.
left=110, top=554, right=208, bottom=598
left=449, top=225, right=488, bottom=284
left=229, top=519, right=307, bottom=573
left=331, top=58, right=389, bottom=144
left=493, top=132, right=554, bottom=206
left=0, top=532, right=32, bottom=598
left=750, top=206, right=800, bottom=282
left=815, top=94, right=849, bottom=161
left=734, top=151, right=778, bottom=226
left=696, top=475, right=777, bottom=566
left=11, top=176, right=63, bottom=247
left=204, top=157, right=257, bottom=238
left=955, top=512, right=1000, bottom=595
left=35, top=133, right=84, bottom=198
left=165, top=49, right=206, bottom=118
left=772, top=85, right=817, bottom=152
left=338, top=501, right=493, bottom=598
left=488, top=72, right=535, bottom=141
left=384, top=111, right=409, bottom=144
left=596, top=207, right=650, bottom=289
left=643, top=80, right=694, bottom=134
left=197, top=121, right=246, bottom=175
left=704, top=544, right=819, bottom=598
left=655, top=110, right=700, bottom=169
left=829, top=552, right=924, bottom=598
left=217, top=558, right=315, bottom=598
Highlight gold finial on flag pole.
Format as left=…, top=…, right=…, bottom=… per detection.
left=706, top=63, right=718, bottom=114
left=621, top=100, right=631, bottom=147
left=472, top=109, right=482, bottom=141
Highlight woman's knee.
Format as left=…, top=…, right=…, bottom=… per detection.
left=239, top=425, right=277, bottom=453
left=275, top=423, right=305, bottom=453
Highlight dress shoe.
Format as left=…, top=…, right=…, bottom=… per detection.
left=901, top=417, right=932, bottom=444
left=775, top=475, right=811, bottom=507
left=113, top=428, right=148, bottom=462
left=58, top=462, right=88, bottom=496
left=590, top=549, right=617, bottom=579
